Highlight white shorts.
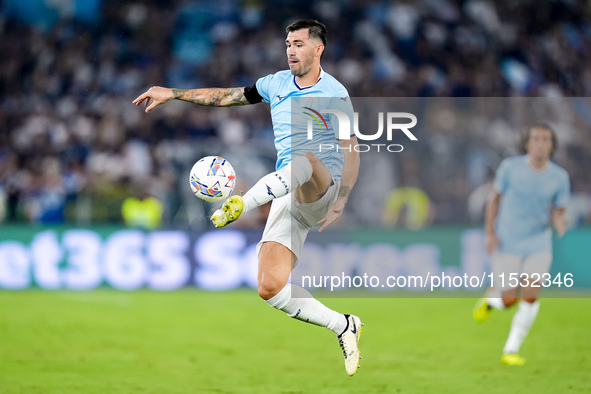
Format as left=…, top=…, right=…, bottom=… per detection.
left=491, top=252, right=553, bottom=292
left=256, top=179, right=340, bottom=261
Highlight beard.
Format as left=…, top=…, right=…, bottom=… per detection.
left=289, top=59, right=312, bottom=77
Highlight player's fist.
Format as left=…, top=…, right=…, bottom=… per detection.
left=132, top=86, right=174, bottom=113
left=552, top=208, right=567, bottom=238
left=556, top=225, right=566, bottom=238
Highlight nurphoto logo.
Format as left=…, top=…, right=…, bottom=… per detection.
left=305, top=108, right=418, bottom=153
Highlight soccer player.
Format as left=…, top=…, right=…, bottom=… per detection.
left=473, top=124, right=570, bottom=366
left=133, top=20, right=363, bottom=375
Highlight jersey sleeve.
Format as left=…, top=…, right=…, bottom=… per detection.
left=553, top=170, right=571, bottom=208
left=328, top=90, right=355, bottom=140
left=255, top=73, right=275, bottom=103
left=493, top=159, right=510, bottom=194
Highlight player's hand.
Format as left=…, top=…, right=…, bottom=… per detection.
left=318, top=198, right=346, bottom=232
left=555, top=221, right=567, bottom=238
left=552, top=208, right=567, bottom=238
left=132, top=86, right=174, bottom=113
left=486, top=232, right=500, bottom=254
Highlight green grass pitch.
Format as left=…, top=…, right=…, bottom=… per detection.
left=1, top=290, right=590, bottom=393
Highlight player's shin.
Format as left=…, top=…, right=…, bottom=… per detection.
left=242, top=156, right=312, bottom=212
left=503, top=300, right=540, bottom=354
left=265, top=283, right=347, bottom=334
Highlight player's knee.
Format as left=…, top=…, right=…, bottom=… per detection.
left=301, top=152, right=318, bottom=166
left=503, top=297, right=518, bottom=307
left=257, top=276, right=287, bottom=301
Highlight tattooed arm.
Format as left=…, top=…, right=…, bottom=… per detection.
left=318, top=136, right=360, bottom=232
left=132, top=86, right=250, bottom=113
left=172, top=88, right=249, bottom=107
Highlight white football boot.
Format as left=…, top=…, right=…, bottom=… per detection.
left=338, top=314, right=363, bottom=376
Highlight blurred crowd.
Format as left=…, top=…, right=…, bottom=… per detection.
left=1, top=0, right=590, bottom=229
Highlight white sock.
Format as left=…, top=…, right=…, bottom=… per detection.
left=503, top=300, right=540, bottom=354
left=242, top=156, right=313, bottom=213
left=487, top=287, right=505, bottom=310
left=266, top=283, right=347, bottom=335
left=487, top=297, right=506, bottom=310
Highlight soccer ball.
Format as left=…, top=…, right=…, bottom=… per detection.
left=189, top=156, right=236, bottom=202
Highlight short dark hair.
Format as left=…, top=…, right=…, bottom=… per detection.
left=286, top=19, right=327, bottom=46
left=519, top=123, right=558, bottom=155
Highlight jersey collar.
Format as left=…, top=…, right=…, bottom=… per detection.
left=293, top=67, right=324, bottom=90
left=525, top=155, right=549, bottom=172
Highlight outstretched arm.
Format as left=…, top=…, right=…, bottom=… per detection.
left=318, top=136, right=360, bottom=232
left=133, top=86, right=251, bottom=113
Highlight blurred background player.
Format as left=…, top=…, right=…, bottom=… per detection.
left=474, top=124, right=570, bottom=366
left=133, top=19, right=363, bottom=376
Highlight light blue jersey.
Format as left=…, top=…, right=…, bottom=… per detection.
left=255, top=69, right=354, bottom=178
left=494, top=155, right=570, bottom=256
